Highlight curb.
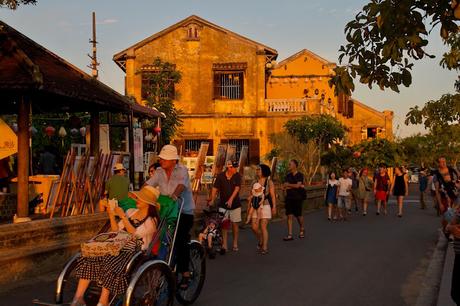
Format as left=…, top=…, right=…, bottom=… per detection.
left=415, top=230, right=449, bottom=306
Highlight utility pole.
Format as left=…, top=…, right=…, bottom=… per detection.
left=88, top=11, right=100, bottom=157
left=88, top=11, right=99, bottom=78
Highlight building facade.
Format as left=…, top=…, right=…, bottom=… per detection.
left=113, top=15, right=393, bottom=163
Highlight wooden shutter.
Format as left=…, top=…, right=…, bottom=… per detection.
left=249, top=139, right=260, bottom=165
left=207, top=139, right=214, bottom=156
left=347, top=100, right=354, bottom=118
left=213, top=72, right=221, bottom=99
left=337, top=93, right=344, bottom=114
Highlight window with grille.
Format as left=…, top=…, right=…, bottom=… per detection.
left=212, top=63, right=247, bottom=100
left=213, top=72, right=244, bottom=100
left=141, top=73, right=175, bottom=100
left=184, top=139, right=213, bottom=156
left=229, top=139, right=249, bottom=161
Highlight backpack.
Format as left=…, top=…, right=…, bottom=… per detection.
left=263, top=177, right=274, bottom=208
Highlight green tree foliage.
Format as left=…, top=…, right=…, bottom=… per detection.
left=405, top=94, right=460, bottom=166
left=268, top=132, right=320, bottom=184
left=330, top=0, right=460, bottom=95
left=138, top=57, right=183, bottom=147
left=322, top=146, right=355, bottom=175
left=281, top=114, right=347, bottom=184
left=353, top=138, right=404, bottom=168
left=398, top=134, right=437, bottom=167
left=0, top=0, right=36, bottom=9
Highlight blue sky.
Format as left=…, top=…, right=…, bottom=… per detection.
left=1, top=0, right=457, bottom=137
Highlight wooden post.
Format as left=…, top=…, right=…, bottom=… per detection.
left=90, top=111, right=99, bottom=157
left=15, top=96, right=31, bottom=222
left=128, top=111, right=134, bottom=185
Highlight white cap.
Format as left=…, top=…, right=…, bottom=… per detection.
left=158, top=145, right=180, bottom=160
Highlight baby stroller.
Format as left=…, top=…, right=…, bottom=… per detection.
left=201, top=208, right=227, bottom=258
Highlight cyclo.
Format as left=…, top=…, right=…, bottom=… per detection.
left=33, top=196, right=206, bottom=306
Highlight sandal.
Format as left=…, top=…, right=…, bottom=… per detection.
left=283, top=235, right=294, bottom=241
left=71, top=298, right=86, bottom=306
left=260, top=249, right=269, bottom=255
left=299, top=229, right=305, bottom=239
left=232, top=246, right=239, bottom=252
left=179, top=275, right=191, bottom=290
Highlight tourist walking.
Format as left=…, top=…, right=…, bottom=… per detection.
left=390, top=166, right=409, bottom=217
left=419, top=169, right=428, bottom=210
left=325, top=172, right=338, bottom=221
left=337, top=169, right=352, bottom=221
left=146, top=144, right=196, bottom=289
left=208, top=160, right=242, bottom=252
left=374, top=164, right=390, bottom=215
left=433, top=157, right=459, bottom=214
left=357, top=168, right=373, bottom=216
left=248, top=164, right=276, bottom=254
left=282, top=159, right=305, bottom=240
left=349, top=168, right=359, bottom=213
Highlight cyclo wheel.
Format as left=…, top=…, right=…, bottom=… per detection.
left=55, top=254, right=80, bottom=304
left=125, top=261, right=174, bottom=306
left=175, top=241, right=206, bottom=305
left=56, top=253, right=101, bottom=305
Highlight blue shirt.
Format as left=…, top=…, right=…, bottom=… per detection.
left=419, top=175, right=428, bottom=192
left=146, top=163, right=195, bottom=215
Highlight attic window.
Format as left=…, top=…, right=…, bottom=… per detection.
left=186, top=23, right=200, bottom=41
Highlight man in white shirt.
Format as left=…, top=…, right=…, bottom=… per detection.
left=337, top=169, right=353, bottom=220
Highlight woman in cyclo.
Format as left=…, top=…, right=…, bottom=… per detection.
left=71, top=185, right=160, bottom=306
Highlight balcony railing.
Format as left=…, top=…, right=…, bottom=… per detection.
left=266, top=98, right=320, bottom=113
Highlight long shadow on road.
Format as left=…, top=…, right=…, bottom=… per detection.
left=197, top=200, right=439, bottom=306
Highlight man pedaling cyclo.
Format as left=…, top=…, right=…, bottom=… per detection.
left=145, top=144, right=195, bottom=290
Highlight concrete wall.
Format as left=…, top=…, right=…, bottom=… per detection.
left=0, top=213, right=108, bottom=290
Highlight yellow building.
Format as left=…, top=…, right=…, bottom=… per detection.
left=113, top=15, right=393, bottom=162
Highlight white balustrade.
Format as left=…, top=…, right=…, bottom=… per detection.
left=265, top=98, right=318, bottom=113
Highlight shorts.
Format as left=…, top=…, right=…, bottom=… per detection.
left=252, top=202, right=272, bottom=220
left=285, top=198, right=303, bottom=217
left=337, top=196, right=351, bottom=209
left=375, top=190, right=388, bottom=202
left=219, top=207, right=242, bottom=229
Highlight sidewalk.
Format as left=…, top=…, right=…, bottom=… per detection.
left=437, top=242, right=456, bottom=306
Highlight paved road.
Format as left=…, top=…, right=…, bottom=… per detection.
left=1, top=187, right=440, bottom=306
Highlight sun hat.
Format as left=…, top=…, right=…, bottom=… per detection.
left=129, top=185, right=160, bottom=207
left=251, top=182, right=264, bottom=197
left=113, top=163, right=126, bottom=171
left=158, top=145, right=180, bottom=160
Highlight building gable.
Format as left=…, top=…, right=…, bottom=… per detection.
left=113, top=15, right=277, bottom=71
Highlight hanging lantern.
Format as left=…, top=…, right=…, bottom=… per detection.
left=45, top=125, right=56, bottom=137
left=58, top=126, right=67, bottom=138
left=153, top=126, right=161, bottom=135
left=70, top=128, right=79, bottom=136
left=58, top=127, right=67, bottom=146
left=145, top=133, right=153, bottom=142
left=29, top=126, right=37, bottom=135
left=80, top=127, right=86, bottom=137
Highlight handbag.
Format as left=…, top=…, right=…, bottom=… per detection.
left=81, top=231, right=135, bottom=257
left=263, top=178, right=273, bottom=208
